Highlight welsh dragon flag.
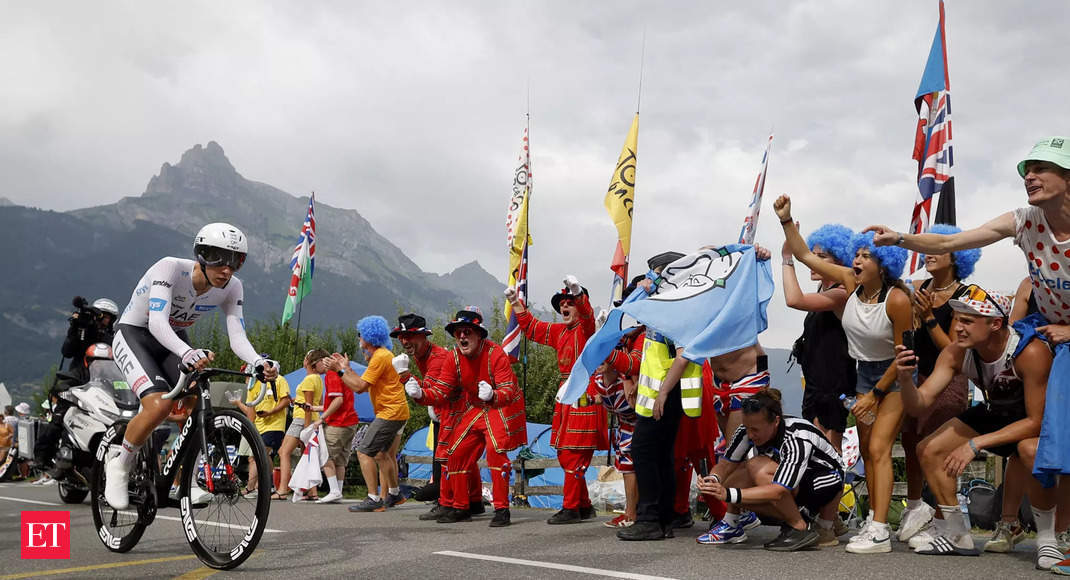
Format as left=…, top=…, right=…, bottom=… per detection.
left=282, top=193, right=316, bottom=324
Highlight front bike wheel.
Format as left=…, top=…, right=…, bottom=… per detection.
left=179, top=409, right=271, bottom=570
left=90, top=424, right=151, bottom=552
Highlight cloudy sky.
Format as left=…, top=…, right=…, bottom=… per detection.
left=3, top=1, right=1065, bottom=347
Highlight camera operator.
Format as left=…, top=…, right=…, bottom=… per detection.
left=61, top=296, right=119, bottom=385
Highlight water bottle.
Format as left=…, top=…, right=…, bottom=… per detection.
left=840, top=394, right=875, bottom=425
left=957, top=492, right=971, bottom=529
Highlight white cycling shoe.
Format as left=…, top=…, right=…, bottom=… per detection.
left=104, top=457, right=131, bottom=510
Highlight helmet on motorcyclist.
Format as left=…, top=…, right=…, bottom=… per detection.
left=92, top=298, right=119, bottom=317
left=193, top=223, right=247, bottom=272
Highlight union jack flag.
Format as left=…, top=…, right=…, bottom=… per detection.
left=282, top=193, right=316, bottom=324
left=503, top=241, right=528, bottom=361
left=739, top=133, right=773, bottom=245
left=290, top=193, right=316, bottom=277
left=908, top=0, right=955, bottom=272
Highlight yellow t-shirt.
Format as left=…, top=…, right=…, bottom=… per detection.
left=245, top=376, right=290, bottom=434
left=361, top=348, right=410, bottom=421
left=294, top=373, right=323, bottom=423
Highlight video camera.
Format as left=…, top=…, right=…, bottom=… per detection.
left=68, top=296, right=103, bottom=329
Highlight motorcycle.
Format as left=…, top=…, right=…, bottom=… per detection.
left=41, top=343, right=139, bottom=503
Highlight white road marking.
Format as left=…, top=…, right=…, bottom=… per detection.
left=435, top=551, right=678, bottom=580
left=0, top=495, right=62, bottom=506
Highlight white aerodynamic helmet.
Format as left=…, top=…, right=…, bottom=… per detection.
left=92, top=298, right=119, bottom=317
left=193, top=223, right=248, bottom=271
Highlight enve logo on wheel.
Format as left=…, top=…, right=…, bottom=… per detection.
left=21, top=511, right=70, bottom=559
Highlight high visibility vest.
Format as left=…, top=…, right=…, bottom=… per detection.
left=635, top=335, right=702, bottom=418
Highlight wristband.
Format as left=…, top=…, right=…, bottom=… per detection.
left=968, top=439, right=981, bottom=456
left=710, top=474, right=722, bottom=484
left=895, top=233, right=905, bottom=246
left=924, top=318, right=939, bottom=330
left=782, top=259, right=795, bottom=267
left=780, top=217, right=793, bottom=225
left=335, top=370, right=344, bottom=377
left=726, top=487, right=742, bottom=504
left=871, top=387, right=887, bottom=399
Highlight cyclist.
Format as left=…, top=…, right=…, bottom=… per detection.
left=106, top=222, right=278, bottom=509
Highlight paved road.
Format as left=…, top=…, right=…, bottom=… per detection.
left=0, top=480, right=1050, bottom=579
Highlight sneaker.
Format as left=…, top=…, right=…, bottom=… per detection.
left=897, top=503, right=935, bottom=542
left=739, top=510, right=762, bottom=531
left=909, top=528, right=937, bottom=551
left=385, top=492, right=406, bottom=507
left=316, top=490, right=343, bottom=504
left=469, top=501, right=486, bottom=515
left=579, top=505, right=597, bottom=520
left=189, top=486, right=214, bottom=508
left=1051, top=556, right=1070, bottom=576
left=489, top=508, right=511, bottom=528
left=39, top=477, right=58, bottom=487
left=104, top=457, right=130, bottom=510
left=617, top=521, right=666, bottom=541
left=32, top=474, right=55, bottom=486
left=348, top=497, right=386, bottom=512
left=696, top=520, right=747, bottom=545
left=419, top=503, right=446, bottom=521
left=670, top=511, right=694, bottom=529
left=916, top=533, right=979, bottom=556
left=603, top=514, right=635, bottom=528
left=437, top=507, right=472, bottom=523
left=764, top=525, right=820, bottom=552
left=833, top=517, right=849, bottom=538
left=983, top=521, right=1025, bottom=553
left=816, top=526, right=839, bottom=548
left=1036, top=543, right=1065, bottom=571
left=844, top=522, right=892, bottom=554
left=547, top=508, right=582, bottom=525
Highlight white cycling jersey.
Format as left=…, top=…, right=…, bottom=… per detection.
left=118, top=257, right=259, bottom=365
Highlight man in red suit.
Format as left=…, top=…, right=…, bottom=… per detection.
left=390, top=313, right=482, bottom=521
left=405, top=307, right=526, bottom=527
left=508, top=275, right=609, bottom=525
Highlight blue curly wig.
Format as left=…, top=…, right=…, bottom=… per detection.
left=851, top=231, right=908, bottom=282
left=807, top=224, right=855, bottom=266
left=927, top=224, right=981, bottom=280
left=357, top=315, right=392, bottom=349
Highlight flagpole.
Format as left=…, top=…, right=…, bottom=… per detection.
left=522, top=102, right=531, bottom=397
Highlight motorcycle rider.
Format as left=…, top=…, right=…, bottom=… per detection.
left=104, top=223, right=278, bottom=510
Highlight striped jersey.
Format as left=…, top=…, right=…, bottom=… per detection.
left=724, top=416, right=842, bottom=491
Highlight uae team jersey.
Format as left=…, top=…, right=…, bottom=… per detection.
left=118, top=257, right=259, bottom=363
left=1015, top=206, right=1070, bottom=324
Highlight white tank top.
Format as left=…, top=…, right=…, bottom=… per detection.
left=1014, top=206, right=1070, bottom=324
left=841, top=288, right=896, bottom=361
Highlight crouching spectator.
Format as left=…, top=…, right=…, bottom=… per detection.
left=698, top=388, right=843, bottom=551
left=896, top=286, right=1057, bottom=567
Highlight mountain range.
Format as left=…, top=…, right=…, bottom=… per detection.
left=0, top=142, right=504, bottom=390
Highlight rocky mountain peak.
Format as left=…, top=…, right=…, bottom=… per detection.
left=144, top=141, right=241, bottom=198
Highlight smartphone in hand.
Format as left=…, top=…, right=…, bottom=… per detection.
left=698, top=458, right=710, bottom=478
left=902, top=330, right=917, bottom=365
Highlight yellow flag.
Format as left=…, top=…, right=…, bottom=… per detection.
left=604, top=114, right=639, bottom=300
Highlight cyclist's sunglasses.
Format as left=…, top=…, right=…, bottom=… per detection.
left=963, top=284, right=1007, bottom=318
left=199, top=247, right=246, bottom=271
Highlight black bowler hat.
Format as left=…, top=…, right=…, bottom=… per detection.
left=390, top=313, right=433, bottom=337
left=551, top=286, right=589, bottom=314
left=444, top=306, right=488, bottom=339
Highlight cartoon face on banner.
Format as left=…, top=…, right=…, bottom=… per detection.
left=648, top=247, right=744, bottom=302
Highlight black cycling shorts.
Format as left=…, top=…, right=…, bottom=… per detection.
left=957, top=404, right=1025, bottom=458
left=112, top=324, right=188, bottom=399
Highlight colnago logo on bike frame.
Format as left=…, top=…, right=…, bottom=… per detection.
left=163, top=413, right=197, bottom=478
